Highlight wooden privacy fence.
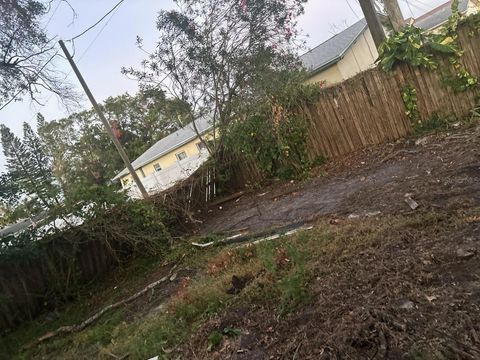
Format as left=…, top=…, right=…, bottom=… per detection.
left=162, top=25, right=480, bottom=202
left=300, top=26, right=480, bottom=161
left=0, top=234, right=117, bottom=331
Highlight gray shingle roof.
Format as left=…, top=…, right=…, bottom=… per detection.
left=112, top=116, right=212, bottom=181
left=300, top=19, right=368, bottom=74
left=0, top=212, right=47, bottom=239
left=414, top=0, right=469, bottom=30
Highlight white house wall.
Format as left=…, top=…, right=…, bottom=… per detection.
left=126, top=150, right=210, bottom=199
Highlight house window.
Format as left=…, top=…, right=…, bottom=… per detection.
left=176, top=151, right=187, bottom=161
left=153, top=163, right=162, bottom=172
left=196, top=141, right=207, bottom=152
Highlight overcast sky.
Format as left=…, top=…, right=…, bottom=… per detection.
left=0, top=0, right=448, bottom=172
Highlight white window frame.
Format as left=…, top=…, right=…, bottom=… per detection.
left=196, top=141, right=207, bottom=152
left=175, top=150, right=187, bottom=161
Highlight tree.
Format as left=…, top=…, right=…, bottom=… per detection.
left=0, top=173, right=20, bottom=209
left=102, top=88, right=187, bottom=159
left=0, top=0, right=76, bottom=108
left=37, top=89, right=183, bottom=193
left=0, top=122, right=61, bottom=216
left=123, top=0, right=308, bottom=156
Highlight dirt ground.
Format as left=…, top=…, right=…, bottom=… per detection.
left=9, top=123, right=480, bottom=360
left=198, top=123, right=480, bottom=236
left=182, top=214, right=480, bottom=359
left=176, top=123, right=480, bottom=360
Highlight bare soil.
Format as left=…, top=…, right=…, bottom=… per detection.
left=178, top=123, right=480, bottom=359
left=182, top=216, right=480, bottom=359
left=198, top=124, right=480, bottom=235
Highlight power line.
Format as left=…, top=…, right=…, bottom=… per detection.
left=68, top=0, right=125, bottom=41
left=0, top=51, right=60, bottom=112
left=346, top=0, right=360, bottom=19
left=25, top=1, right=124, bottom=119
left=0, top=0, right=124, bottom=114
left=76, top=2, right=123, bottom=62
left=44, top=0, right=62, bottom=29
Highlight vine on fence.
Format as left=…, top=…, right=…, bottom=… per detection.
left=378, top=0, right=479, bottom=94
left=223, top=82, right=324, bottom=180
left=401, top=85, right=420, bottom=123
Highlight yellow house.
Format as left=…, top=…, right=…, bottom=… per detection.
left=301, top=0, right=480, bottom=86
left=300, top=19, right=378, bottom=86
left=112, top=117, right=212, bottom=194
left=413, top=0, right=479, bottom=32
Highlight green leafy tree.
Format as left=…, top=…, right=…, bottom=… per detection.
left=37, top=89, right=185, bottom=192
left=102, top=88, right=188, bottom=159
left=123, top=0, right=308, bottom=156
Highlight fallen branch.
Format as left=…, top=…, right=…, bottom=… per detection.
left=26, top=255, right=185, bottom=349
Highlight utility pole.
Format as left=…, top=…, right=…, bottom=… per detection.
left=58, top=40, right=150, bottom=200
left=358, top=0, right=386, bottom=48
left=384, top=0, right=405, bottom=31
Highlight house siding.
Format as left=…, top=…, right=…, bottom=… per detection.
left=305, top=29, right=378, bottom=86
left=305, top=64, right=344, bottom=85
left=337, top=29, right=378, bottom=79
left=120, top=136, right=208, bottom=189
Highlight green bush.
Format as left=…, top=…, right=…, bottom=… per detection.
left=223, top=83, right=322, bottom=180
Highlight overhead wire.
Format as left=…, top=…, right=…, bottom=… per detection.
left=345, top=0, right=361, bottom=19
left=25, top=0, right=125, bottom=121
left=76, top=2, right=123, bottom=63
left=1, top=0, right=125, bottom=116
left=68, top=0, right=125, bottom=42
left=44, top=0, right=62, bottom=29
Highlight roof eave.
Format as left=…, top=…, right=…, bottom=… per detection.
left=112, top=125, right=213, bottom=182
left=308, top=57, right=342, bottom=75
left=307, top=24, right=367, bottom=76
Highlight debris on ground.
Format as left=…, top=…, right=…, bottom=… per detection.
left=404, top=193, right=420, bottom=210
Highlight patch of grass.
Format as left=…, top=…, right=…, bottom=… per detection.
left=278, top=245, right=309, bottom=314
left=254, top=240, right=310, bottom=314
left=77, top=309, right=125, bottom=346
left=7, top=208, right=479, bottom=359
left=207, top=331, right=223, bottom=351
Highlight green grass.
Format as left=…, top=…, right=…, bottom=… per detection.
left=3, top=208, right=476, bottom=359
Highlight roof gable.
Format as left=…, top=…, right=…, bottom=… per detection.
left=300, top=18, right=368, bottom=74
